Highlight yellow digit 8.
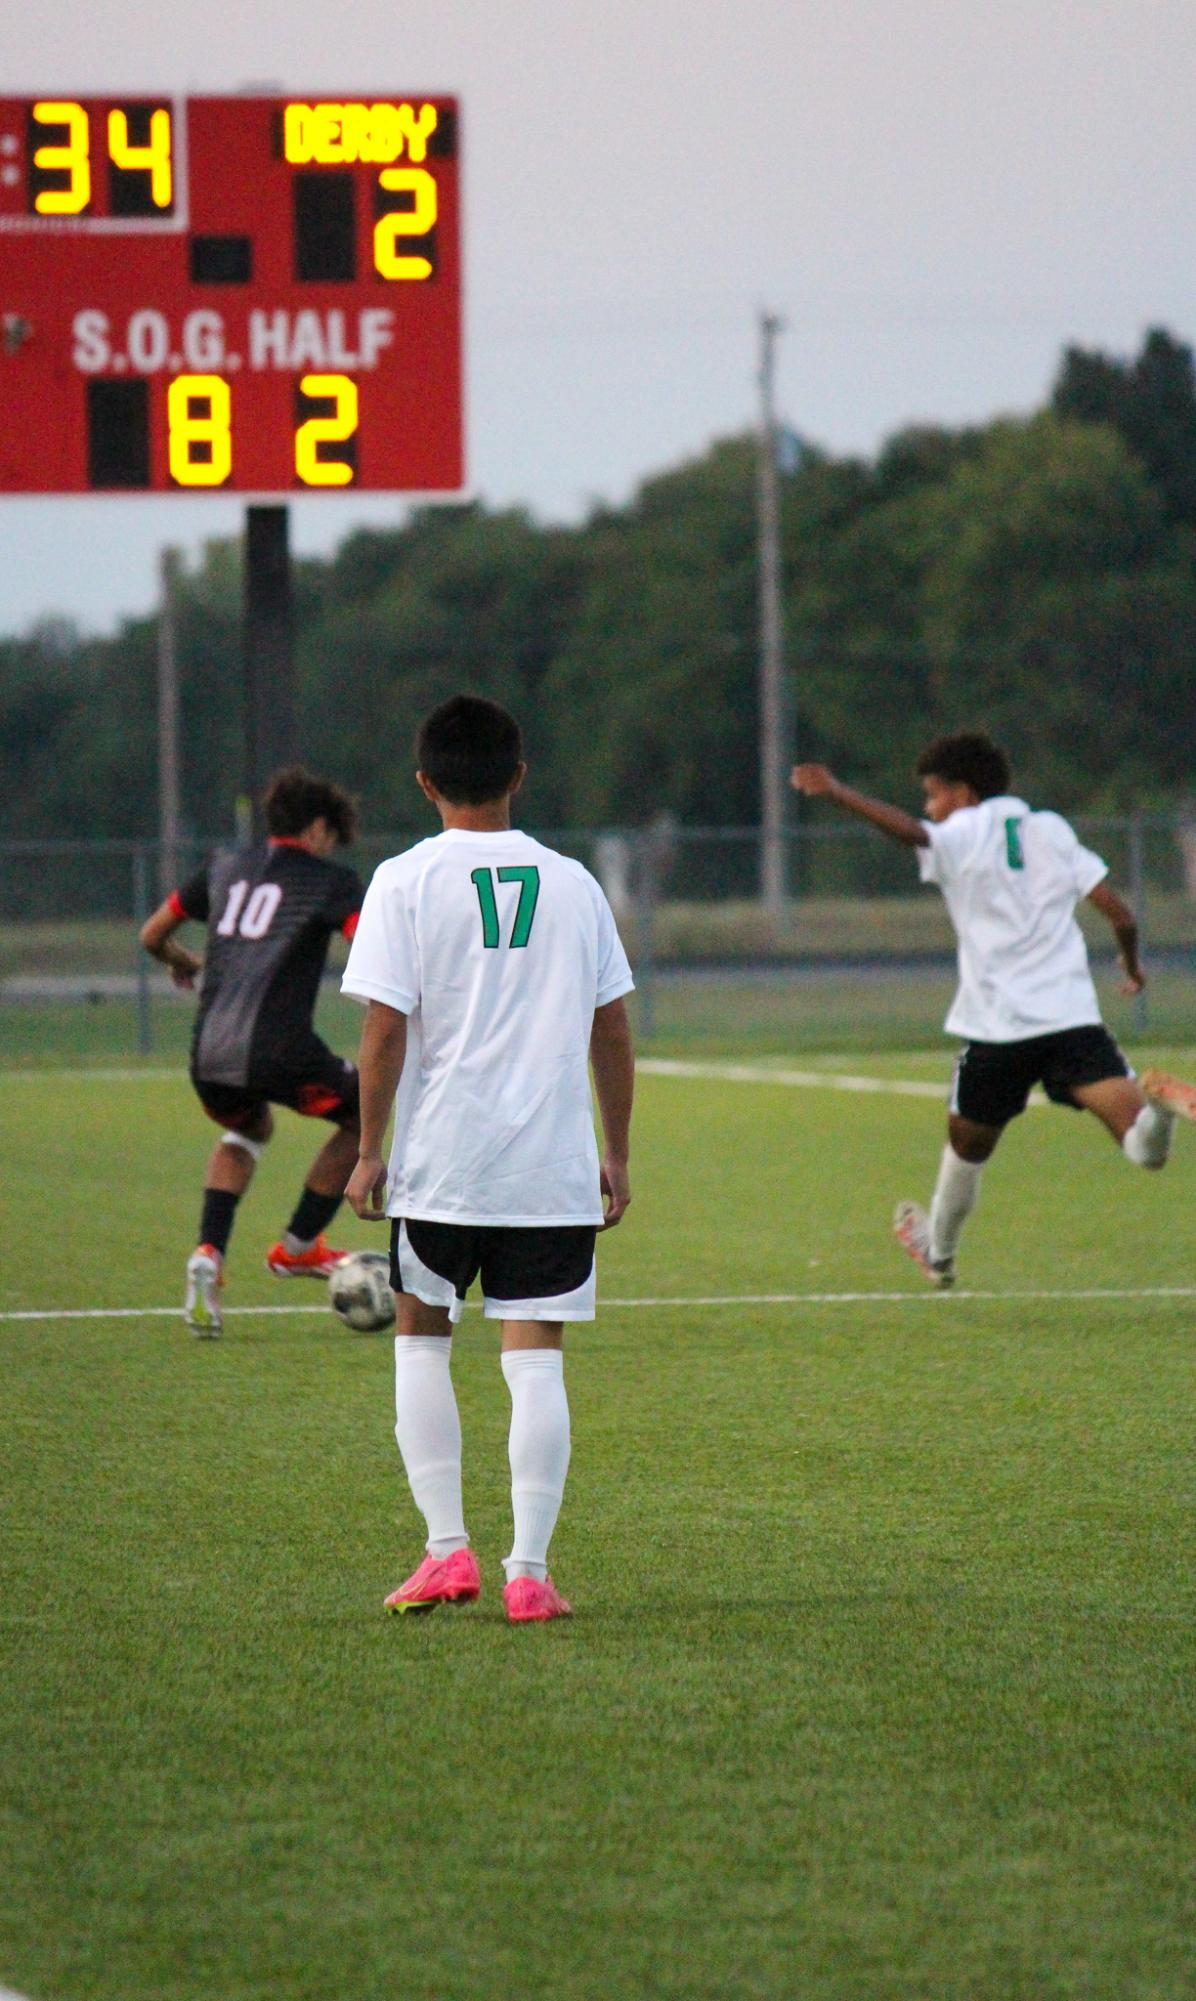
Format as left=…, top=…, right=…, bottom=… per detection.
left=32, top=101, right=91, bottom=214
left=108, top=108, right=173, bottom=208
left=373, top=167, right=437, bottom=280
left=167, top=376, right=232, bottom=487
left=295, top=375, right=358, bottom=487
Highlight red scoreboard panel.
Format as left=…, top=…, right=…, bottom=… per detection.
left=0, top=95, right=463, bottom=494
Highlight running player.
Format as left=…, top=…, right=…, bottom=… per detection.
left=139, top=766, right=365, bottom=1335
left=341, top=695, right=636, bottom=1624
left=792, top=733, right=1196, bottom=1285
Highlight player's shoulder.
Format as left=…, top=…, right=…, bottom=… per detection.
left=519, top=836, right=609, bottom=902
left=1024, top=804, right=1076, bottom=839
left=324, top=853, right=365, bottom=892
left=207, top=839, right=255, bottom=880
left=929, top=798, right=994, bottom=849
left=961, top=794, right=1031, bottom=840
left=368, top=835, right=439, bottom=884
left=977, top=792, right=1029, bottom=823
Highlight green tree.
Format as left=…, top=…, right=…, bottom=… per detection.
left=1052, top=326, right=1196, bottom=528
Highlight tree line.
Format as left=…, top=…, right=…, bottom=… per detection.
left=4, top=326, right=1196, bottom=843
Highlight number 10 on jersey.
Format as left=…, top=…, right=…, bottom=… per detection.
left=471, top=866, right=540, bottom=948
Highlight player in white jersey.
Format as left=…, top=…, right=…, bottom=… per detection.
left=793, top=733, right=1196, bottom=1285
left=342, top=695, right=636, bottom=1622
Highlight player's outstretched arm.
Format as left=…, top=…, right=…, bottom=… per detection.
left=1088, top=881, right=1146, bottom=995
left=590, top=996, right=634, bottom=1229
left=790, top=764, right=929, bottom=848
left=139, top=897, right=203, bottom=989
left=347, top=1000, right=408, bottom=1220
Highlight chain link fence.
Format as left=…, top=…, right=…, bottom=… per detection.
left=2, top=815, right=1194, bottom=1058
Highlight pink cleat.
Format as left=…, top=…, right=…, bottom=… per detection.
left=384, top=1547, right=480, bottom=1615
left=893, top=1200, right=955, bottom=1288
left=1141, top=1069, right=1196, bottom=1123
left=503, top=1575, right=573, bottom=1623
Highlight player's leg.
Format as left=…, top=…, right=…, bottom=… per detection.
left=1047, top=1027, right=1175, bottom=1170
left=484, top=1226, right=597, bottom=1622
left=894, top=1039, right=1021, bottom=1285
left=266, top=1057, right=361, bottom=1278
left=1071, top=1076, right=1174, bottom=1168
left=384, top=1221, right=479, bottom=1614
left=500, top=1322, right=572, bottom=1618
left=185, top=1089, right=273, bottom=1335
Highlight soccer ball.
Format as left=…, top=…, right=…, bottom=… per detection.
left=329, top=1250, right=396, bottom=1332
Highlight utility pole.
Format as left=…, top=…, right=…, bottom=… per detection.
left=243, top=505, right=296, bottom=832
left=756, top=309, right=787, bottom=916
left=157, top=545, right=182, bottom=897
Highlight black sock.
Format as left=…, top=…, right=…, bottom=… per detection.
left=199, top=1188, right=239, bottom=1258
left=286, top=1184, right=343, bottom=1244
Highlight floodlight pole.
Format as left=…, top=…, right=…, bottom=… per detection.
left=157, top=544, right=182, bottom=896
left=756, top=309, right=788, bottom=917
left=243, top=504, right=296, bottom=834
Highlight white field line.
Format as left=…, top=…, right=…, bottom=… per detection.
left=638, top=1057, right=966, bottom=1102
left=3, top=1286, right=1196, bottom=1324
left=8, top=1061, right=957, bottom=1098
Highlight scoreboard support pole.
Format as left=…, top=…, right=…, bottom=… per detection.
left=244, top=505, right=296, bottom=831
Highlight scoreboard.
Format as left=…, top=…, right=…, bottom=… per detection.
left=0, top=95, right=464, bottom=494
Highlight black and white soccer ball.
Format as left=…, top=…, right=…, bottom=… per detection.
left=329, top=1250, right=396, bottom=1332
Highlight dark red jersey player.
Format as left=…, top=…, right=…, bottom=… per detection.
left=140, top=766, right=365, bottom=1335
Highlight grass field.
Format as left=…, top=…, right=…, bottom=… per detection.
left=3, top=1040, right=1195, bottom=2000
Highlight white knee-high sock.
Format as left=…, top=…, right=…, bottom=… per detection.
left=393, top=1335, right=468, bottom=1557
left=1123, top=1101, right=1174, bottom=1169
left=928, top=1145, right=983, bottom=1263
left=501, top=1348, right=570, bottom=1583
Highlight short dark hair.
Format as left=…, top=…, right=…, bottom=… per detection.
left=263, top=766, right=357, bottom=844
left=915, top=732, right=1011, bottom=801
left=416, top=695, right=523, bottom=804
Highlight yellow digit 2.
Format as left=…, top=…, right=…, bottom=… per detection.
left=108, top=108, right=173, bottom=208
left=167, top=376, right=232, bottom=486
left=373, top=168, right=437, bottom=280
left=295, top=375, right=358, bottom=487
left=32, top=101, right=91, bottom=214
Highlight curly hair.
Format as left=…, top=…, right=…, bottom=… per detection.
left=915, top=732, right=1011, bottom=801
left=263, top=766, right=357, bottom=845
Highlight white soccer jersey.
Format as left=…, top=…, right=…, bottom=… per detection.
left=917, top=795, right=1109, bottom=1042
left=341, top=828, right=634, bottom=1225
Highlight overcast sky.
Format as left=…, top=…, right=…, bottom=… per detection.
left=3, top=0, right=1195, bottom=634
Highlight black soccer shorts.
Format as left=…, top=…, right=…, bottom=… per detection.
left=192, top=1041, right=359, bottom=1131
left=390, top=1217, right=598, bottom=1324
left=950, top=1024, right=1131, bottom=1129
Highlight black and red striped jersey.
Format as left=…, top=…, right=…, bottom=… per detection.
left=175, top=839, right=363, bottom=1085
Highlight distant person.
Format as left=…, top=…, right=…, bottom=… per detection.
left=342, top=694, right=635, bottom=1624
left=140, top=767, right=364, bottom=1335
left=792, top=733, right=1196, bottom=1285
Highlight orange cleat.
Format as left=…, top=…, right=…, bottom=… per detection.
left=265, top=1234, right=346, bottom=1280
left=385, top=1548, right=481, bottom=1615
left=503, top=1575, right=573, bottom=1623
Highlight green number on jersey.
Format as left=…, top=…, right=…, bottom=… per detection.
left=1004, top=817, right=1026, bottom=870
left=471, top=867, right=501, bottom=947
left=470, top=865, right=540, bottom=949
